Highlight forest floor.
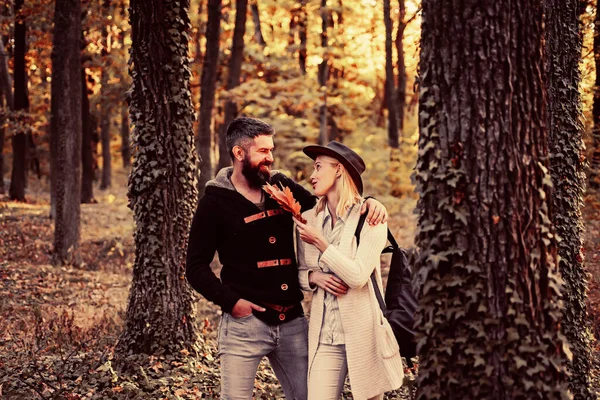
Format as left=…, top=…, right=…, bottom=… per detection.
left=0, top=168, right=599, bottom=399
left=0, top=169, right=416, bottom=399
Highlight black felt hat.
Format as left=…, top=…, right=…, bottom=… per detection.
left=303, top=141, right=365, bottom=194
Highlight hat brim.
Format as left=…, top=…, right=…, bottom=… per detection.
left=303, top=145, right=364, bottom=195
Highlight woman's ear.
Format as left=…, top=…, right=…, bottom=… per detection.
left=336, top=166, right=342, bottom=178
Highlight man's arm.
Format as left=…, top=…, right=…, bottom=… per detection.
left=185, top=197, right=241, bottom=313
left=275, top=172, right=388, bottom=223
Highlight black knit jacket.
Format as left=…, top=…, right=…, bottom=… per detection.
left=185, top=168, right=316, bottom=325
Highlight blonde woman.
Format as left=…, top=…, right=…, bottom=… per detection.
left=293, top=141, right=403, bottom=400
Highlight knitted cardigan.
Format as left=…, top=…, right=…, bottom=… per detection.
left=297, top=203, right=404, bottom=400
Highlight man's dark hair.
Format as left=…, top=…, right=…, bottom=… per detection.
left=226, top=117, right=275, bottom=159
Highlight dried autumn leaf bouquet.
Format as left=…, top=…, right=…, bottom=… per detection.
left=262, top=182, right=307, bottom=224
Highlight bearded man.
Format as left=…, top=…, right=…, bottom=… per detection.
left=185, top=117, right=388, bottom=400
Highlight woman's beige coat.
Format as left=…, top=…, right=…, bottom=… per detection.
left=297, top=204, right=404, bottom=400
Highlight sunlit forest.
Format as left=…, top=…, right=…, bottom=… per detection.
left=1, top=0, right=600, bottom=398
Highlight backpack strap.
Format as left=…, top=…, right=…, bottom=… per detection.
left=353, top=212, right=387, bottom=312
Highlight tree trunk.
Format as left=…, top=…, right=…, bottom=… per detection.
left=250, top=1, right=266, bottom=48
left=100, top=0, right=112, bottom=190
left=0, top=36, right=13, bottom=196
left=197, top=0, right=221, bottom=197
left=298, top=0, right=307, bottom=75
left=50, top=0, right=82, bottom=265
left=0, top=93, right=4, bottom=195
left=116, top=0, right=199, bottom=355
left=119, top=15, right=131, bottom=170
left=9, top=0, right=27, bottom=201
left=0, top=36, right=13, bottom=109
left=545, top=0, right=594, bottom=397
left=414, top=1, right=571, bottom=398
left=217, top=0, right=247, bottom=171
left=195, top=0, right=204, bottom=65
left=590, top=1, right=600, bottom=188
left=384, top=0, right=398, bottom=148
left=395, top=0, right=406, bottom=134
left=120, top=106, right=130, bottom=168
left=81, top=67, right=96, bottom=203
left=318, top=0, right=328, bottom=145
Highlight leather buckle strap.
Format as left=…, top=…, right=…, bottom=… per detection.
left=267, top=209, right=284, bottom=217
left=257, top=258, right=292, bottom=268
left=244, top=209, right=284, bottom=224
left=262, top=302, right=295, bottom=313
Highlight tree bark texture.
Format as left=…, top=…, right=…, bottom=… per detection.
left=100, top=0, right=112, bottom=189
left=545, top=0, right=594, bottom=397
left=81, top=68, right=95, bottom=204
left=217, top=0, right=247, bottom=171
left=395, top=0, right=406, bottom=134
left=197, top=0, right=221, bottom=196
left=9, top=0, right=27, bottom=201
left=250, top=1, right=266, bottom=48
left=414, top=1, right=571, bottom=399
left=590, top=2, right=600, bottom=188
left=384, top=0, right=398, bottom=148
left=50, top=0, right=82, bottom=265
left=117, top=0, right=199, bottom=355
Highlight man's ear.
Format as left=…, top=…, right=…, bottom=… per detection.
left=232, top=145, right=244, bottom=162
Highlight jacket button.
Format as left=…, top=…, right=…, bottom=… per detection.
left=281, top=284, right=288, bottom=291
left=269, top=236, right=276, bottom=244
left=279, top=313, right=286, bottom=321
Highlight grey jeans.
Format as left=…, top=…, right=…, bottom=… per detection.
left=218, top=312, right=309, bottom=400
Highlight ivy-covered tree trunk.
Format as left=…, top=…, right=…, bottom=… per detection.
left=545, top=0, right=594, bottom=397
left=50, top=0, right=82, bottom=265
left=9, top=0, right=27, bottom=202
left=590, top=3, right=600, bottom=189
left=81, top=67, right=96, bottom=204
left=383, top=0, right=398, bottom=148
left=116, top=0, right=199, bottom=355
left=99, top=0, right=112, bottom=190
left=197, top=0, right=221, bottom=197
left=217, top=0, right=247, bottom=171
left=250, top=0, right=266, bottom=48
left=414, top=1, right=571, bottom=399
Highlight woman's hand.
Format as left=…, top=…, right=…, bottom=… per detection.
left=294, top=217, right=329, bottom=252
left=309, top=271, right=349, bottom=296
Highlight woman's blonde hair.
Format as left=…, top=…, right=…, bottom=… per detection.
left=314, top=156, right=362, bottom=216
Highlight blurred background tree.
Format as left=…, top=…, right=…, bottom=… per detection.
left=0, top=0, right=424, bottom=204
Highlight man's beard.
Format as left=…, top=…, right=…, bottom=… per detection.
left=241, top=156, right=272, bottom=189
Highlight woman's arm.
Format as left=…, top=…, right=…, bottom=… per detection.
left=319, top=222, right=387, bottom=289
left=294, top=216, right=387, bottom=289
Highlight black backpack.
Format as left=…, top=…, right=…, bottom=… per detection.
left=354, top=214, right=418, bottom=367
